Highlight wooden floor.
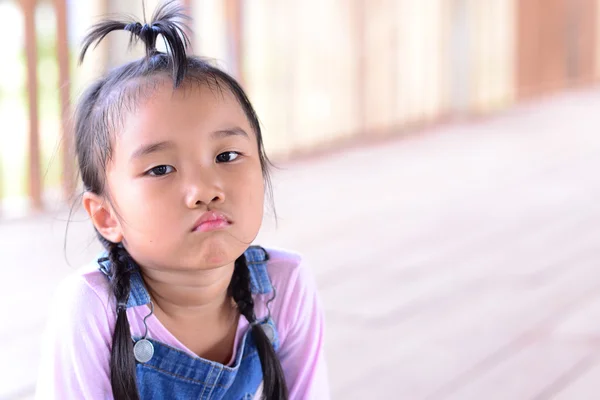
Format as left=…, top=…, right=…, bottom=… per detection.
left=2, top=89, right=600, bottom=399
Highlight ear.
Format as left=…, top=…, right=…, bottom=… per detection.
left=82, top=192, right=124, bottom=243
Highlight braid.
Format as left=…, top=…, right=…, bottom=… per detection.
left=99, top=234, right=140, bottom=400
left=230, top=254, right=289, bottom=400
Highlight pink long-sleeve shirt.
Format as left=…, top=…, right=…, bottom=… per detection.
left=35, top=248, right=329, bottom=399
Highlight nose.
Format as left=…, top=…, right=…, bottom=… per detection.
left=184, top=168, right=225, bottom=208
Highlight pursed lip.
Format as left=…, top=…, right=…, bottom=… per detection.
left=192, top=210, right=232, bottom=232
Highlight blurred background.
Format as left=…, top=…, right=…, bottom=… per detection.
left=2, top=0, right=600, bottom=399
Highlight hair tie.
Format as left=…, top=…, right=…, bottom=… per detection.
left=117, top=302, right=127, bottom=313
left=124, top=22, right=142, bottom=34
left=140, top=23, right=151, bottom=35
left=250, top=319, right=276, bottom=343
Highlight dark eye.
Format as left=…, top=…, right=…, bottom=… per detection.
left=216, top=151, right=241, bottom=163
left=146, top=165, right=175, bottom=176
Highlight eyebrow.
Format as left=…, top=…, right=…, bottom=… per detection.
left=129, top=128, right=249, bottom=161
left=212, top=127, right=250, bottom=140
left=130, top=140, right=175, bottom=161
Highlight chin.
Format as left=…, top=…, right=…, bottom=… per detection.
left=190, top=236, right=246, bottom=269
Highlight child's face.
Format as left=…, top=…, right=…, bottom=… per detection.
left=92, top=80, right=265, bottom=270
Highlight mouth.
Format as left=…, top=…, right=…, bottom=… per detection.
left=192, top=211, right=232, bottom=233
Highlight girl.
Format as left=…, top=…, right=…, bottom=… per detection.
left=35, top=1, right=329, bottom=399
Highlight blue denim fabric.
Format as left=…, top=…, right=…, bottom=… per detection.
left=98, top=246, right=278, bottom=399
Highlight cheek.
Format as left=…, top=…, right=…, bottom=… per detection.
left=109, top=176, right=179, bottom=230
left=234, top=168, right=265, bottom=219
left=248, top=169, right=266, bottom=206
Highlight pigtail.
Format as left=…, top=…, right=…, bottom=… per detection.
left=230, top=255, right=289, bottom=400
left=79, top=19, right=131, bottom=64
left=99, top=236, right=140, bottom=400
left=79, top=0, right=191, bottom=88
left=147, top=0, right=191, bottom=86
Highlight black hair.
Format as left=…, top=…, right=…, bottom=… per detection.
left=75, top=1, right=286, bottom=399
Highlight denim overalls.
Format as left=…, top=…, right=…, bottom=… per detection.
left=98, top=246, right=279, bottom=400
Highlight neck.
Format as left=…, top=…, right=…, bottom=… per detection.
left=140, top=262, right=236, bottom=321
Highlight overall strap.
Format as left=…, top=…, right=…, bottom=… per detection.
left=244, top=246, right=273, bottom=295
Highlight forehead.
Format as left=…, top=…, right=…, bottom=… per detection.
left=118, top=77, right=250, bottom=137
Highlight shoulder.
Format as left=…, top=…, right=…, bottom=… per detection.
left=48, top=260, right=113, bottom=327
left=261, top=247, right=321, bottom=324
left=40, top=260, right=116, bottom=362
left=37, top=261, right=115, bottom=398
left=263, top=247, right=312, bottom=298
left=260, top=247, right=328, bottom=391
left=264, top=247, right=303, bottom=279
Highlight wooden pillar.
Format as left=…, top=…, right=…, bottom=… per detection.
left=22, top=0, right=42, bottom=211
left=516, top=0, right=596, bottom=98
left=567, top=0, right=597, bottom=86
left=54, top=0, right=75, bottom=199
left=516, top=0, right=537, bottom=99
left=355, top=0, right=367, bottom=134
left=224, top=0, right=244, bottom=85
